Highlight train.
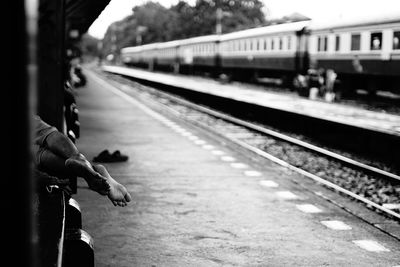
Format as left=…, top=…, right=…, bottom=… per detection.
left=120, top=13, right=400, bottom=98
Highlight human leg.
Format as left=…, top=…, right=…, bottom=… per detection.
left=65, top=154, right=110, bottom=194
left=37, top=146, right=110, bottom=194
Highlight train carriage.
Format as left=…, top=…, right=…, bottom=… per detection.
left=120, top=13, right=400, bottom=97
left=154, top=40, right=181, bottom=72
left=218, top=20, right=310, bottom=81
left=121, top=42, right=160, bottom=69
left=308, top=13, right=400, bottom=95
left=177, top=35, right=220, bottom=74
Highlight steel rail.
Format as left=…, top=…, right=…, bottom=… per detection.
left=152, top=90, right=400, bottom=183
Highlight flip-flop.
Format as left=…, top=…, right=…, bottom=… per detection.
left=93, top=149, right=112, bottom=162
left=110, top=150, right=129, bottom=162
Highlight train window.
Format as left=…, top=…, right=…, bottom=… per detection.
left=317, top=36, right=322, bottom=51
left=370, top=32, right=382, bottom=50
left=335, top=35, right=340, bottom=51
left=279, top=38, right=283, bottom=50
left=393, top=31, right=400, bottom=50
left=264, top=39, right=267, bottom=50
left=317, top=36, right=328, bottom=52
left=288, top=36, right=291, bottom=50
left=351, top=34, right=361, bottom=51
left=271, top=39, right=275, bottom=50
left=323, top=36, right=328, bottom=51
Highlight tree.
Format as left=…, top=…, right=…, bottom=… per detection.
left=186, top=0, right=266, bottom=36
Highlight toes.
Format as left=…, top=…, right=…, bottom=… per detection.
left=125, top=192, right=132, bottom=202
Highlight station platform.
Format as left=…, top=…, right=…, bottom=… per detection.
left=73, top=68, right=400, bottom=266
left=102, top=65, right=400, bottom=137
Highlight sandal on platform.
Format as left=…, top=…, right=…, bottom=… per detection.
left=110, top=150, right=129, bottom=162
left=93, top=149, right=128, bottom=162
left=93, top=149, right=112, bottom=162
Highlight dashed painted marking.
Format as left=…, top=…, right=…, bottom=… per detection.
left=212, top=150, right=225, bottom=155
left=296, top=204, right=322, bottom=213
left=188, top=136, right=199, bottom=141
left=276, top=191, right=299, bottom=200
left=259, top=180, right=279, bottom=188
left=221, top=156, right=235, bottom=162
left=181, top=132, right=192, bottom=137
left=194, top=140, right=206, bottom=145
left=202, top=145, right=214, bottom=150
left=320, top=220, right=352, bottom=230
left=230, top=163, right=248, bottom=169
left=352, top=240, right=390, bottom=252
left=244, top=170, right=262, bottom=177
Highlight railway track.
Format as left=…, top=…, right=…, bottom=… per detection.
left=94, top=67, right=400, bottom=236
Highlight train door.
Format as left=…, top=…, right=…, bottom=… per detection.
left=295, top=27, right=311, bottom=75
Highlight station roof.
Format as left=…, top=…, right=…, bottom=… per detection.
left=66, top=0, right=111, bottom=36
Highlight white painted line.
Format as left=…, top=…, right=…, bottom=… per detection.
left=296, top=204, right=322, bottom=213
left=259, top=180, right=279, bottom=188
left=194, top=140, right=206, bottom=145
left=202, top=145, right=214, bottom=150
left=181, top=132, right=192, bottom=137
left=221, top=156, right=235, bottom=162
left=188, top=136, right=199, bottom=141
left=382, top=203, right=400, bottom=210
left=244, top=170, right=262, bottom=177
left=320, top=220, right=352, bottom=230
left=212, top=150, right=225, bottom=155
left=276, top=191, right=299, bottom=200
left=230, top=163, right=248, bottom=169
left=353, top=240, right=390, bottom=252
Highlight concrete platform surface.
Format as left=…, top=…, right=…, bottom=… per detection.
left=72, top=69, right=400, bottom=267
left=102, top=65, right=400, bottom=137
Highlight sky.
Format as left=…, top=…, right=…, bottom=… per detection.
left=88, top=0, right=400, bottom=39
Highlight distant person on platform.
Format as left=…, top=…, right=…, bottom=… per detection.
left=33, top=115, right=131, bottom=207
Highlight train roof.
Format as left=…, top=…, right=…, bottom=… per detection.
left=309, top=12, right=400, bottom=31
left=120, top=42, right=161, bottom=53
left=219, top=20, right=310, bottom=41
left=121, top=35, right=220, bottom=53
left=156, top=40, right=182, bottom=49
left=178, top=34, right=221, bottom=46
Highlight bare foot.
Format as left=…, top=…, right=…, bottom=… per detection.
left=93, top=164, right=132, bottom=207
left=65, top=153, right=110, bottom=194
